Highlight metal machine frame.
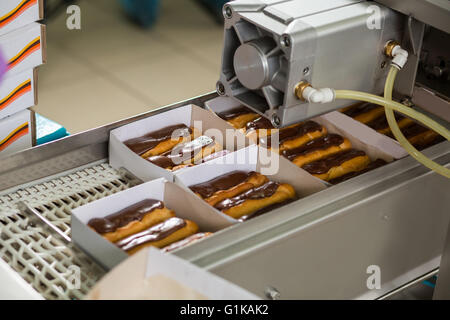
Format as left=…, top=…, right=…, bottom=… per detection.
left=0, top=90, right=449, bottom=299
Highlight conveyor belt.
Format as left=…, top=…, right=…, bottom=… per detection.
left=0, top=162, right=132, bottom=299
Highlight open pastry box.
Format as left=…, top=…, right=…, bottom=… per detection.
left=109, top=104, right=251, bottom=182
left=86, top=247, right=260, bottom=300
left=71, top=178, right=235, bottom=270
left=174, top=144, right=328, bottom=222
left=205, top=96, right=408, bottom=184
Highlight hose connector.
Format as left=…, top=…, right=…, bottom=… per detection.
left=384, top=40, right=409, bottom=70
left=295, top=81, right=335, bottom=104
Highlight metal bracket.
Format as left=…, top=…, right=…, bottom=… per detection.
left=17, top=201, right=71, bottom=243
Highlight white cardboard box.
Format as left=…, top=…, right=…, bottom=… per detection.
left=0, top=0, right=44, bottom=36
left=0, top=68, right=36, bottom=120
left=206, top=96, right=408, bottom=182
left=86, top=247, right=260, bottom=300
left=71, top=178, right=235, bottom=270
left=109, top=104, right=250, bottom=182
left=174, top=144, right=328, bottom=223
left=0, top=22, right=45, bottom=77
left=0, top=108, right=32, bottom=157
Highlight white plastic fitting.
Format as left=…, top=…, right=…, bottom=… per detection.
left=302, top=86, right=335, bottom=103
left=391, top=45, right=409, bottom=69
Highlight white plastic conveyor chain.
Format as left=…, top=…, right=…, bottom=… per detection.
left=0, top=162, right=133, bottom=300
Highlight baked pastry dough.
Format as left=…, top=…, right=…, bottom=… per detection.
left=302, top=149, right=371, bottom=181
left=341, top=102, right=385, bottom=124
left=282, top=134, right=352, bottom=168
left=328, top=159, right=388, bottom=184
left=189, top=171, right=269, bottom=207
left=88, top=199, right=175, bottom=243
left=124, top=124, right=196, bottom=158
left=265, top=121, right=327, bottom=152
left=161, top=232, right=213, bottom=253
left=214, top=181, right=296, bottom=220
left=217, top=106, right=259, bottom=129
left=116, top=217, right=199, bottom=255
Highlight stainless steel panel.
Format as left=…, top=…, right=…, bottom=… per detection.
left=176, top=142, right=450, bottom=299
left=375, top=0, right=450, bottom=34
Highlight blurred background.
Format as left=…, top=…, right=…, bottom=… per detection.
left=38, top=0, right=225, bottom=134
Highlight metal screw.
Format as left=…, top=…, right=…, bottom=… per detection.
left=265, top=286, right=281, bottom=300
left=216, top=81, right=226, bottom=96
left=224, top=5, right=233, bottom=19
left=271, top=114, right=281, bottom=127
left=281, top=35, right=290, bottom=48
left=303, top=67, right=310, bottom=75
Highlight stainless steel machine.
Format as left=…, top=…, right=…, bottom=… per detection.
left=0, top=0, right=449, bottom=300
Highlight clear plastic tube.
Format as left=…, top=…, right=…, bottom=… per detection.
left=334, top=87, right=450, bottom=178
left=383, top=66, right=450, bottom=178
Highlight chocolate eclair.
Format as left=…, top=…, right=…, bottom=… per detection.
left=161, top=232, right=213, bottom=253
left=302, top=149, right=371, bottom=181
left=190, top=171, right=296, bottom=220
left=264, top=121, right=327, bottom=152
left=282, top=134, right=352, bottom=167
left=341, top=102, right=385, bottom=124
left=124, top=124, right=194, bottom=158
left=189, top=171, right=269, bottom=206
left=115, top=217, right=199, bottom=255
left=213, top=181, right=297, bottom=220
left=146, top=135, right=222, bottom=170
left=328, top=159, right=388, bottom=184
left=218, top=106, right=259, bottom=129
left=88, top=199, right=175, bottom=242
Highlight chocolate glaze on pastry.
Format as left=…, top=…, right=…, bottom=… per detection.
left=342, top=103, right=380, bottom=118
left=218, top=106, right=255, bottom=121
left=162, top=232, right=212, bottom=252
left=88, top=199, right=164, bottom=234
left=116, top=217, right=186, bottom=252
left=245, top=116, right=274, bottom=132
left=238, top=198, right=295, bottom=222
left=146, top=136, right=215, bottom=168
left=302, top=149, right=367, bottom=175
left=328, top=159, right=388, bottom=184
left=365, top=112, right=405, bottom=131
left=281, top=134, right=345, bottom=161
left=124, top=124, right=192, bottom=156
left=214, top=181, right=280, bottom=211
left=189, top=171, right=257, bottom=199
left=265, top=121, right=323, bottom=148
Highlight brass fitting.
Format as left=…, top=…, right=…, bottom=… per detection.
left=294, top=81, right=311, bottom=101
left=384, top=40, right=400, bottom=58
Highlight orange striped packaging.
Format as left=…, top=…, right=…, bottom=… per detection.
left=0, top=22, right=46, bottom=77
left=0, top=108, right=32, bottom=156
left=0, top=68, right=36, bottom=120
left=0, top=0, right=43, bottom=36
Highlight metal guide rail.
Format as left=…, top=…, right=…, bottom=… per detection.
left=0, top=92, right=449, bottom=299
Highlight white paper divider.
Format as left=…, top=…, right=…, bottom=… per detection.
left=205, top=96, right=243, bottom=114
left=109, top=104, right=250, bottom=182
left=175, top=145, right=327, bottom=223
left=86, top=248, right=260, bottom=300
left=71, top=178, right=232, bottom=270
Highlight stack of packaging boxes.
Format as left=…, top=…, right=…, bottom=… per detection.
left=0, top=0, right=45, bottom=157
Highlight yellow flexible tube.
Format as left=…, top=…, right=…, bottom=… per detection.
left=334, top=86, right=450, bottom=178
left=384, top=66, right=450, bottom=178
